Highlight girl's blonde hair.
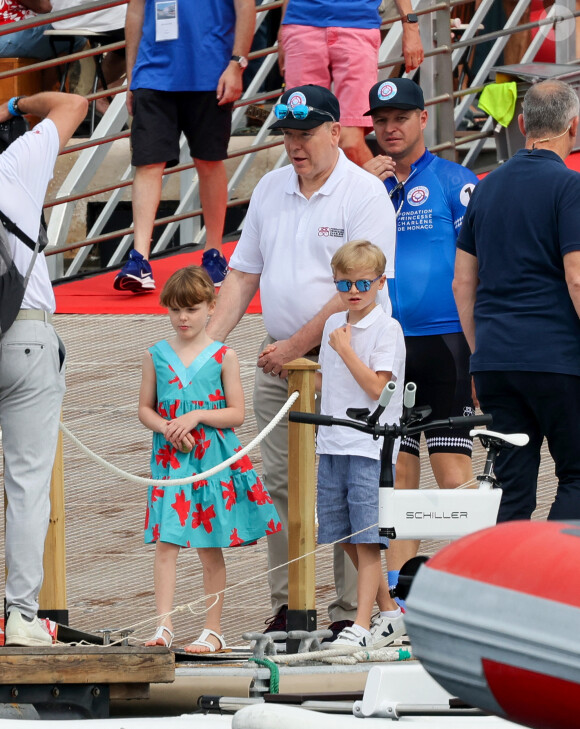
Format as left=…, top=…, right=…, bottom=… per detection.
left=331, top=239, right=386, bottom=277
left=160, top=265, right=216, bottom=308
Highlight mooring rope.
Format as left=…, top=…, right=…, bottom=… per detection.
left=268, top=645, right=413, bottom=665
left=58, top=390, right=300, bottom=486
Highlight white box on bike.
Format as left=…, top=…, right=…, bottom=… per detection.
left=379, top=487, right=502, bottom=540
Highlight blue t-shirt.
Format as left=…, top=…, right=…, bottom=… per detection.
left=283, top=0, right=381, bottom=29
left=457, top=148, right=580, bottom=377
left=385, top=150, right=478, bottom=336
left=131, top=0, right=236, bottom=92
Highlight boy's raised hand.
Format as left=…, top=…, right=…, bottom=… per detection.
left=329, top=324, right=352, bottom=355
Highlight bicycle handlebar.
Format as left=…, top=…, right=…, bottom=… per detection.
left=289, top=410, right=492, bottom=437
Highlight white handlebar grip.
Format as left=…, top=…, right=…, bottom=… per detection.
left=379, top=380, right=397, bottom=408
left=404, top=382, right=417, bottom=409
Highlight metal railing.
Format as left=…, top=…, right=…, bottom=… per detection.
left=0, top=0, right=578, bottom=279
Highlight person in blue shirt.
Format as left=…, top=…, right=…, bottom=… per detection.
left=454, top=79, right=580, bottom=523
left=114, top=0, right=255, bottom=292
left=363, top=78, right=478, bottom=599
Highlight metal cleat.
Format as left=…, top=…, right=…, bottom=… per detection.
left=243, top=631, right=287, bottom=659
left=120, top=629, right=134, bottom=647
left=95, top=628, right=117, bottom=646
left=287, top=629, right=332, bottom=653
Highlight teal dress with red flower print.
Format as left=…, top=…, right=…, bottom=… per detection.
left=144, top=339, right=281, bottom=548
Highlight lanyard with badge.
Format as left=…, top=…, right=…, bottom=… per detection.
left=155, top=0, right=178, bottom=41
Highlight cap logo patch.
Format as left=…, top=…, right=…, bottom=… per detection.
left=377, top=81, right=398, bottom=102
left=407, top=185, right=429, bottom=206
left=288, top=91, right=307, bottom=108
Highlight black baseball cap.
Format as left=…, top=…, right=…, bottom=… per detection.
left=269, top=85, right=340, bottom=130
left=364, top=78, right=425, bottom=115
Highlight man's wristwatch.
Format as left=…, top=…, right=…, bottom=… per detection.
left=230, top=55, right=249, bottom=70
left=402, top=13, right=419, bottom=23
left=7, top=96, right=26, bottom=117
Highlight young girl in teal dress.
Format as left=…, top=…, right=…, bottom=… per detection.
left=139, top=266, right=280, bottom=653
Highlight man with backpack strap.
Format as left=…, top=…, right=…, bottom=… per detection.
left=0, top=91, right=87, bottom=646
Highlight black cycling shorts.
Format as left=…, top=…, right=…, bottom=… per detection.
left=400, top=332, right=474, bottom=457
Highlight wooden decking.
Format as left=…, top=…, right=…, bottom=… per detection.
left=0, top=311, right=558, bottom=651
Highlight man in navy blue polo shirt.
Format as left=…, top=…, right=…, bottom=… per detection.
left=454, top=79, right=580, bottom=521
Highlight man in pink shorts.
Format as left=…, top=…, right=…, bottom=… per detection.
left=278, top=0, right=423, bottom=167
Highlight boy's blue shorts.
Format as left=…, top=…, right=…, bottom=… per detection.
left=317, top=453, right=390, bottom=548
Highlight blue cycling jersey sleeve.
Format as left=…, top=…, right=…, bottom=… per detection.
left=386, top=151, right=478, bottom=337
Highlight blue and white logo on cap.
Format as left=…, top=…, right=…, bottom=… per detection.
left=287, top=91, right=307, bottom=108
left=377, top=81, right=398, bottom=102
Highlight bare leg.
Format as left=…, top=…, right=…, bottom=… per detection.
left=502, top=1, right=531, bottom=65
left=95, top=52, right=126, bottom=115
left=184, top=547, right=226, bottom=653
left=430, top=452, right=474, bottom=490
left=145, top=541, right=179, bottom=645
left=339, top=126, right=373, bottom=167
left=131, top=163, right=165, bottom=259
left=194, top=158, right=227, bottom=255
left=342, top=543, right=397, bottom=631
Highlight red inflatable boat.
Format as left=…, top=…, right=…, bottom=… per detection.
left=405, top=520, right=580, bottom=729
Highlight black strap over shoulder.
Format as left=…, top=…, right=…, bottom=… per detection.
left=0, top=208, right=40, bottom=252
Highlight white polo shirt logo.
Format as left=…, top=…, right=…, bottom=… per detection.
left=318, top=226, right=345, bottom=237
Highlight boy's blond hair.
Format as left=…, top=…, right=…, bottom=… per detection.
left=160, top=265, right=216, bottom=309
left=331, top=239, right=386, bottom=277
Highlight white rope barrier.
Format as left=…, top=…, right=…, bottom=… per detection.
left=58, top=390, right=300, bottom=486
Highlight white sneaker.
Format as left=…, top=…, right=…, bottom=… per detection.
left=5, top=609, right=52, bottom=647
left=370, top=612, right=406, bottom=649
left=328, top=625, right=371, bottom=649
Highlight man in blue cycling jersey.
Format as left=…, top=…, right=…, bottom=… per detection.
left=363, top=78, right=478, bottom=595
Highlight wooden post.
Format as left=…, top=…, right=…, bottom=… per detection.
left=286, top=358, right=319, bottom=649
left=39, top=420, right=68, bottom=623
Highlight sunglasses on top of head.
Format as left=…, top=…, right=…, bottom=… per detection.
left=274, top=104, right=336, bottom=122
left=334, top=276, right=382, bottom=293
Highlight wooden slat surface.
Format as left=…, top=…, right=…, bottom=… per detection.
left=0, top=647, right=174, bottom=685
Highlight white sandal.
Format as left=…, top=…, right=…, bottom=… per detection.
left=183, top=628, right=227, bottom=654
left=145, top=625, right=174, bottom=648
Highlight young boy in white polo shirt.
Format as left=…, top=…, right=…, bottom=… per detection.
left=316, top=239, right=406, bottom=649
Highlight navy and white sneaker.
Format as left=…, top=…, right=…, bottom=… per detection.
left=328, top=625, right=371, bottom=650
left=369, top=612, right=406, bottom=649
left=113, top=250, right=155, bottom=292
left=201, top=248, right=228, bottom=287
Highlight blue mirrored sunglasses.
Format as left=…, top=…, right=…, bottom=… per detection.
left=334, top=275, right=382, bottom=293
left=274, top=103, right=336, bottom=122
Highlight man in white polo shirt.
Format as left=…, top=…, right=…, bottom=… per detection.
left=207, top=84, right=396, bottom=640
left=0, top=90, right=88, bottom=646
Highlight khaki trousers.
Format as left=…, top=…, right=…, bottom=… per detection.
left=253, top=336, right=357, bottom=622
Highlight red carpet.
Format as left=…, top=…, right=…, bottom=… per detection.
left=54, top=153, right=580, bottom=315
left=54, top=240, right=262, bottom=315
